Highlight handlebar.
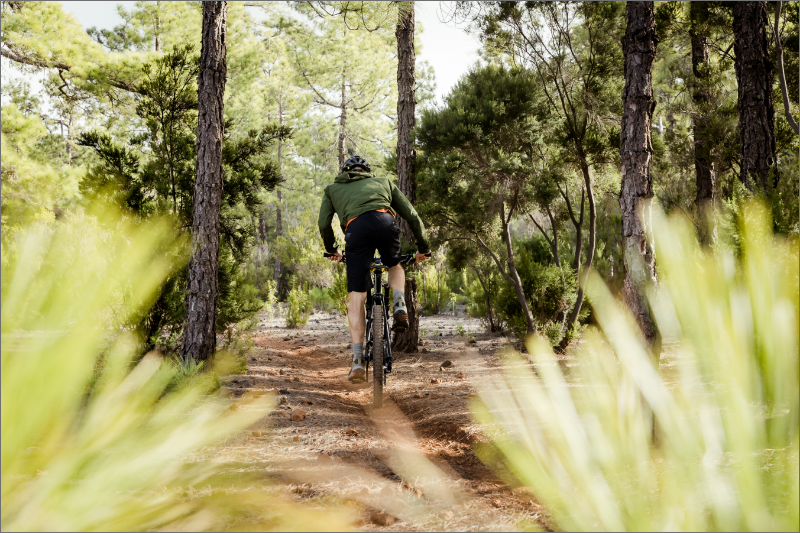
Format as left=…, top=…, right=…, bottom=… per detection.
left=323, top=252, right=430, bottom=265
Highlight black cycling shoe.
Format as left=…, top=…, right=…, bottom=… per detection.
left=348, top=358, right=366, bottom=383
left=393, top=303, right=409, bottom=332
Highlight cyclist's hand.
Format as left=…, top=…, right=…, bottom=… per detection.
left=327, top=251, right=343, bottom=263
left=415, top=252, right=431, bottom=263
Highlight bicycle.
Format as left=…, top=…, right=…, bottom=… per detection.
left=324, top=252, right=420, bottom=408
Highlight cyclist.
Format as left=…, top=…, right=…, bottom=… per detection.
left=318, top=154, right=430, bottom=383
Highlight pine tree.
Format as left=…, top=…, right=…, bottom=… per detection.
left=392, top=1, right=419, bottom=353
left=690, top=2, right=716, bottom=207
left=182, top=1, right=228, bottom=362
left=732, top=1, right=779, bottom=192
left=620, top=1, right=659, bottom=350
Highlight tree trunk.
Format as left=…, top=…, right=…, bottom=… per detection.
left=545, top=208, right=561, bottom=269
left=392, top=1, right=420, bottom=353
left=501, top=205, right=536, bottom=335
left=732, top=1, right=779, bottom=192
left=154, top=1, right=161, bottom=52
left=620, top=0, right=659, bottom=348
left=395, top=1, right=416, bottom=243
left=274, top=94, right=284, bottom=296
left=181, top=1, right=228, bottom=362
left=565, top=160, right=596, bottom=329
left=274, top=189, right=282, bottom=294
left=338, top=68, right=348, bottom=169
left=690, top=2, right=716, bottom=207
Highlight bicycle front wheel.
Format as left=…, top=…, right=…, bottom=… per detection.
left=372, top=301, right=384, bottom=408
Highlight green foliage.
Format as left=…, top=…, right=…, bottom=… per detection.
left=262, top=278, right=278, bottom=319
left=76, top=45, right=289, bottom=347
left=473, top=202, right=799, bottom=531
left=330, top=270, right=349, bottom=315
left=0, top=102, right=83, bottom=263
left=285, top=282, right=312, bottom=329
left=417, top=257, right=453, bottom=316
left=308, top=286, right=335, bottom=313
left=0, top=209, right=325, bottom=531
left=495, top=243, right=577, bottom=341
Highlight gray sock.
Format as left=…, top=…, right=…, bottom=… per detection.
left=352, top=343, right=363, bottom=361
left=393, top=290, right=406, bottom=309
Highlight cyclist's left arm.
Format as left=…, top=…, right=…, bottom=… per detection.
left=389, top=182, right=431, bottom=254
left=318, top=188, right=338, bottom=253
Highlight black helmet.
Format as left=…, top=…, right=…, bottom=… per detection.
left=342, top=155, right=370, bottom=173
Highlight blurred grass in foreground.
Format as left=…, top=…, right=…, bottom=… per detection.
left=1, top=211, right=350, bottom=531
left=474, top=201, right=799, bottom=531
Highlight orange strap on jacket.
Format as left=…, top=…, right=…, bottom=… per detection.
left=345, top=209, right=395, bottom=231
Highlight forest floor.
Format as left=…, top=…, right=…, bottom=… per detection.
left=214, top=307, right=552, bottom=531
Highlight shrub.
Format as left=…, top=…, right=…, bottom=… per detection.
left=1, top=210, right=345, bottom=531
left=330, top=270, right=349, bottom=315
left=285, top=282, right=311, bottom=328
left=495, top=244, right=577, bottom=340
left=418, top=262, right=452, bottom=315
left=463, top=269, right=504, bottom=332
left=473, top=202, right=799, bottom=531
left=308, top=286, right=336, bottom=313
left=263, top=278, right=278, bottom=319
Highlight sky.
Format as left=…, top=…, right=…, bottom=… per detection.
left=54, top=1, right=482, bottom=104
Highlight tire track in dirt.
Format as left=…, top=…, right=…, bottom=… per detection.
left=216, top=311, right=549, bottom=531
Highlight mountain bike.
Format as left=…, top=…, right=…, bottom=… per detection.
left=324, top=252, right=418, bottom=408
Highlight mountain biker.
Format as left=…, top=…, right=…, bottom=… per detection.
left=318, top=154, right=431, bottom=383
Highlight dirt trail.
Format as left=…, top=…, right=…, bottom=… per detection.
left=216, top=309, right=548, bottom=531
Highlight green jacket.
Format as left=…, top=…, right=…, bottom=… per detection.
left=318, top=171, right=430, bottom=254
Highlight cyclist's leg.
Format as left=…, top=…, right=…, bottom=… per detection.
left=374, top=213, right=407, bottom=329
left=387, top=264, right=405, bottom=293
left=347, top=291, right=367, bottom=345
left=344, top=215, right=378, bottom=382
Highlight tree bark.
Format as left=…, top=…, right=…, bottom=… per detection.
left=395, top=1, right=416, bottom=243
left=181, top=1, right=228, bottom=362
left=274, top=93, right=284, bottom=297
left=392, top=2, right=420, bottom=353
left=501, top=204, right=536, bottom=334
left=690, top=2, right=716, bottom=206
left=732, top=1, right=779, bottom=192
left=274, top=189, right=282, bottom=294
left=154, top=0, right=161, bottom=52
left=338, top=68, right=348, bottom=169
left=620, top=0, right=659, bottom=348
left=565, top=159, right=595, bottom=329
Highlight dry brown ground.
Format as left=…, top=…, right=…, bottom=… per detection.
left=215, top=309, right=550, bottom=531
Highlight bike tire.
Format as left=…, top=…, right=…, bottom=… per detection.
left=372, top=301, right=385, bottom=408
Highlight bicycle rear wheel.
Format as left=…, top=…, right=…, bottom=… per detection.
left=372, top=301, right=384, bottom=408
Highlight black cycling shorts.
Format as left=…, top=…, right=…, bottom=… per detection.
left=344, top=210, right=401, bottom=293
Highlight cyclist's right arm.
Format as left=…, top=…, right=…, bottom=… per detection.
left=318, top=187, right=338, bottom=254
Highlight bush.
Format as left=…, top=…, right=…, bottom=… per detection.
left=495, top=243, right=577, bottom=341
left=473, top=201, right=799, bottom=531
left=1, top=210, right=346, bottom=531
left=263, top=278, right=278, bottom=319
left=418, top=261, right=452, bottom=315
left=330, top=270, right=349, bottom=315
left=285, top=282, right=312, bottom=328
left=463, top=269, right=504, bottom=332
left=308, top=286, right=335, bottom=313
